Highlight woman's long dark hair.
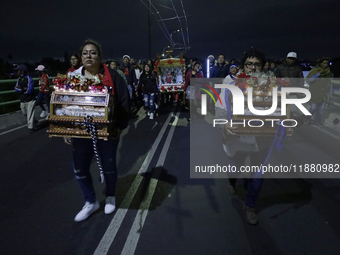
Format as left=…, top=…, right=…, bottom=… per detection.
left=70, top=53, right=81, bottom=68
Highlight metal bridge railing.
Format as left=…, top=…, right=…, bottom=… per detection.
left=326, top=80, right=340, bottom=109
left=0, top=77, right=339, bottom=109
left=0, top=78, right=55, bottom=107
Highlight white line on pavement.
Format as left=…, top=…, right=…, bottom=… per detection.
left=314, top=126, right=340, bottom=141
left=93, top=112, right=175, bottom=255
left=120, top=112, right=180, bottom=255
left=0, top=124, right=28, bottom=136
left=0, top=118, right=48, bottom=136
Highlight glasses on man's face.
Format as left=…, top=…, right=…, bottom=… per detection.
left=82, top=51, right=98, bottom=57
left=245, top=62, right=261, bottom=68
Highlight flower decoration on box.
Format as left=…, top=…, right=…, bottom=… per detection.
left=160, top=86, right=165, bottom=92
left=235, top=73, right=250, bottom=91
left=234, top=73, right=289, bottom=93
left=274, top=77, right=290, bottom=89
left=167, top=59, right=173, bottom=65
left=53, top=73, right=107, bottom=93
left=175, top=85, right=183, bottom=91
left=246, top=76, right=272, bottom=93
left=155, top=61, right=160, bottom=67
left=180, top=59, right=185, bottom=65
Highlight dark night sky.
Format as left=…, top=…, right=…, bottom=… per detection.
left=1, top=0, right=339, bottom=63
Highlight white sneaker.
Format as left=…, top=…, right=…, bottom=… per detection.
left=149, top=113, right=154, bottom=119
left=104, top=196, right=116, bottom=214
left=40, top=110, right=48, bottom=118
left=74, top=201, right=100, bottom=222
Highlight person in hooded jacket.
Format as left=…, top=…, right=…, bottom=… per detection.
left=35, top=65, right=50, bottom=119
left=305, top=57, right=333, bottom=127
left=14, top=64, right=36, bottom=133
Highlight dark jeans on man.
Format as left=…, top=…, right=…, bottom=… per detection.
left=307, top=102, right=324, bottom=125
left=229, top=149, right=268, bottom=208
left=72, top=138, right=119, bottom=203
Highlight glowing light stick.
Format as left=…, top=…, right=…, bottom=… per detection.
left=207, top=58, right=210, bottom=78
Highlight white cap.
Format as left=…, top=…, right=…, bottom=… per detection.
left=122, top=55, right=130, bottom=60
left=287, top=52, right=297, bottom=58
left=207, top=55, right=214, bottom=59
left=35, top=65, right=45, bottom=71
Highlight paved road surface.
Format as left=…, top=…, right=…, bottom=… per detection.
left=1, top=105, right=340, bottom=255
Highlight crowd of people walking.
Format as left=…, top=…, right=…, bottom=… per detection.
left=12, top=41, right=335, bottom=224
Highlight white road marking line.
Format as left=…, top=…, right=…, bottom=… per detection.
left=0, top=124, right=28, bottom=136
left=93, top=112, right=175, bottom=255
left=314, top=126, right=340, bottom=141
left=0, top=118, right=48, bottom=136
left=120, top=112, right=180, bottom=255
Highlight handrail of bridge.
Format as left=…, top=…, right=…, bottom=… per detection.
left=0, top=77, right=44, bottom=84
left=326, top=80, right=340, bottom=109
left=0, top=77, right=55, bottom=107
left=0, top=78, right=340, bottom=108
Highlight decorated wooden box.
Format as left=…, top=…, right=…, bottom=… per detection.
left=47, top=74, right=114, bottom=140
left=155, top=51, right=186, bottom=101
left=227, top=73, right=293, bottom=137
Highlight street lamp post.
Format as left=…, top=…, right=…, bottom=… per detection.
left=170, top=29, right=180, bottom=44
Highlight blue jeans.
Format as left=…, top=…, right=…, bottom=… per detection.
left=127, top=84, right=133, bottom=99
left=229, top=150, right=267, bottom=208
left=308, top=102, right=324, bottom=125
left=36, top=92, right=50, bottom=112
left=143, top=93, right=156, bottom=114
left=72, top=138, right=119, bottom=203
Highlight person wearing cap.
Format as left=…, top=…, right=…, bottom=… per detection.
left=119, top=55, right=137, bottom=103
left=35, top=65, right=50, bottom=119
left=203, top=55, right=215, bottom=78
left=221, top=63, right=239, bottom=87
left=274, top=52, right=304, bottom=119
left=14, top=64, right=36, bottom=133
left=228, top=63, right=239, bottom=77
left=274, top=52, right=304, bottom=87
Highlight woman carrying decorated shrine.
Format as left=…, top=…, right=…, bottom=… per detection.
left=65, top=39, right=130, bottom=222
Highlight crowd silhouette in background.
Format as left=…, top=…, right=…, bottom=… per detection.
left=1, top=51, right=340, bottom=79
left=1, top=40, right=339, bottom=225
